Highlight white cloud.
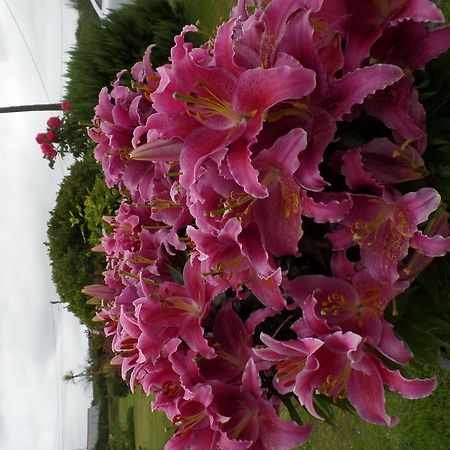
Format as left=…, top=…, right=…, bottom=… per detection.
left=0, top=2, right=93, bottom=449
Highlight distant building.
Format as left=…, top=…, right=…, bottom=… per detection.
left=87, top=405, right=100, bottom=450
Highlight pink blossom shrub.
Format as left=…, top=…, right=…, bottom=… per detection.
left=84, top=1, right=450, bottom=448
left=36, top=100, right=91, bottom=167
left=36, top=118, right=60, bottom=165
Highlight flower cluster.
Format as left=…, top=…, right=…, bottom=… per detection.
left=36, top=100, right=93, bottom=168
left=85, top=1, right=450, bottom=448
left=36, top=115, right=62, bottom=163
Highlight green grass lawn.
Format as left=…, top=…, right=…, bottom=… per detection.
left=108, top=367, right=449, bottom=450
left=115, top=386, right=172, bottom=450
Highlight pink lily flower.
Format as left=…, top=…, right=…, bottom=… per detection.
left=258, top=331, right=436, bottom=426
left=274, top=5, right=404, bottom=190
left=365, top=76, right=426, bottom=146
left=400, top=210, right=450, bottom=281
left=337, top=138, right=426, bottom=192
left=253, top=128, right=352, bottom=255
left=187, top=218, right=287, bottom=311
left=255, top=332, right=323, bottom=395
left=337, top=0, right=444, bottom=72
left=252, top=128, right=307, bottom=256
left=101, top=201, right=163, bottom=270
left=186, top=157, right=246, bottom=233
left=111, top=308, right=142, bottom=381
left=296, top=331, right=436, bottom=425
left=165, top=384, right=244, bottom=450
left=284, top=270, right=412, bottom=364
left=230, top=0, right=323, bottom=70
left=198, top=300, right=253, bottom=384
left=82, top=284, right=116, bottom=302
left=90, top=72, right=155, bottom=191
left=90, top=46, right=164, bottom=196
left=131, top=338, right=187, bottom=417
left=355, top=138, right=426, bottom=185
left=149, top=25, right=316, bottom=194
left=363, top=18, right=450, bottom=148
left=328, top=188, right=445, bottom=282
left=211, top=359, right=313, bottom=449
left=187, top=218, right=276, bottom=283
left=370, top=20, right=450, bottom=71
left=136, top=256, right=226, bottom=360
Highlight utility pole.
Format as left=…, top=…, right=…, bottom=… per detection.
left=0, top=103, right=62, bottom=113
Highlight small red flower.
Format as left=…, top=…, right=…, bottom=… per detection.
left=45, top=130, right=56, bottom=142
left=35, top=132, right=47, bottom=144
left=47, top=116, right=62, bottom=129
left=40, top=143, right=57, bottom=159
left=60, top=100, right=71, bottom=112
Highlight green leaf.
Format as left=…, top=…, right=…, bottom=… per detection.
left=280, top=395, right=304, bottom=426
left=167, top=264, right=184, bottom=285
left=313, top=395, right=336, bottom=426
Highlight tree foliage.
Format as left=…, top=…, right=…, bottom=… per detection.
left=70, top=176, right=121, bottom=247
left=65, top=0, right=185, bottom=121
left=46, top=155, right=104, bottom=327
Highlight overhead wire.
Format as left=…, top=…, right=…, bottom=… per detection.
left=1, top=0, right=52, bottom=103
left=60, top=0, right=64, bottom=101
left=58, top=0, right=65, bottom=178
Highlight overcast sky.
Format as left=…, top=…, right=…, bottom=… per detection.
left=0, top=1, right=93, bottom=449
